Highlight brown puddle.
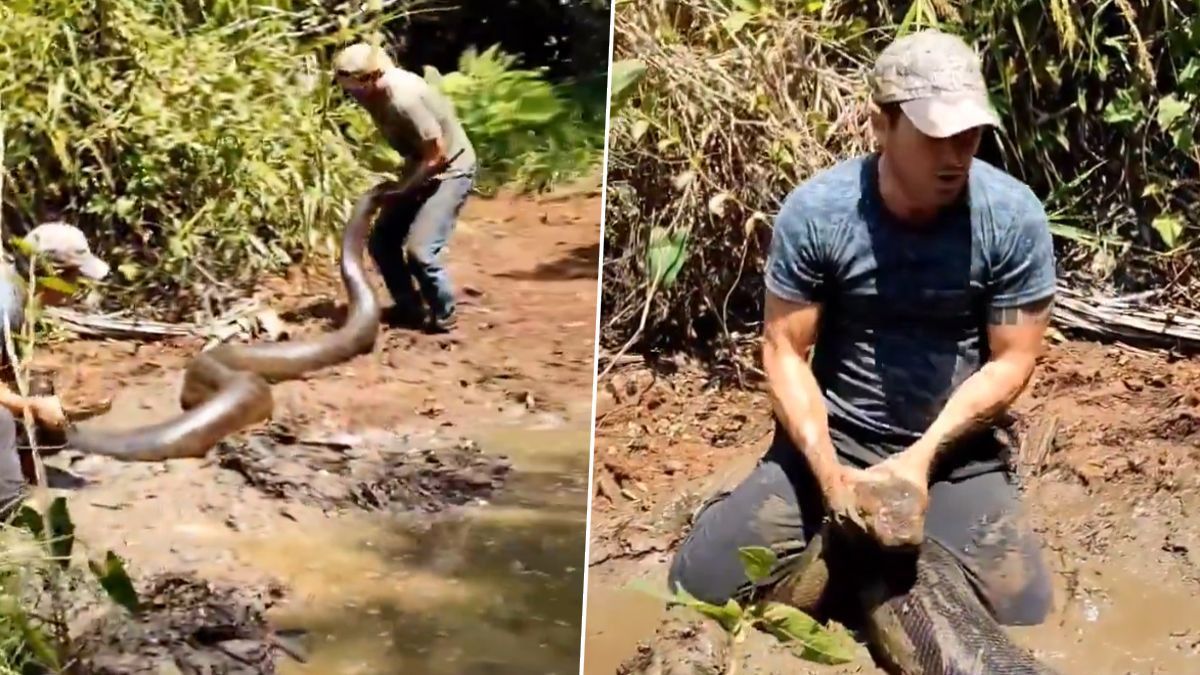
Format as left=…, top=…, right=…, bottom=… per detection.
left=236, top=424, right=591, bottom=675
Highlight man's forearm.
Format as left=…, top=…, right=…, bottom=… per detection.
left=764, top=348, right=840, bottom=485
left=906, top=356, right=1035, bottom=472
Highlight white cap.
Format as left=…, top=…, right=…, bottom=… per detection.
left=24, top=222, right=110, bottom=280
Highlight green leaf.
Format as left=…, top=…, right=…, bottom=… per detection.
left=738, top=546, right=778, bottom=583
left=625, top=578, right=678, bottom=603
left=759, top=602, right=858, bottom=665
left=723, top=11, right=753, bottom=34
left=1152, top=213, right=1185, bottom=249
left=645, top=226, right=689, bottom=289
left=732, top=0, right=761, bottom=12
left=38, top=275, right=78, bottom=295
left=632, top=578, right=746, bottom=633
left=672, top=584, right=745, bottom=632
left=1156, top=94, right=1190, bottom=131
left=88, top=550, right=141, bottom=614
left=46, top=497, right=75, bottom=567
left=609, top=59, right=646, bottom=111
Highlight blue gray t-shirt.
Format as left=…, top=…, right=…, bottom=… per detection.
left=764, top=153, right=1057, bottom=480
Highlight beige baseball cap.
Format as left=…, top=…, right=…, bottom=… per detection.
left=869, top=29, right=1001, bottom=138
left=24, top=222, right=110, bottom=280
left=332, top=42, right=394, bottom=77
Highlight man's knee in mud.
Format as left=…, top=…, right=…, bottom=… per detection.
left=968, top=528, right=1055, bottom=626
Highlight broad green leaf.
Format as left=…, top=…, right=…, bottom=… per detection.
left=609, top=59, right=646, bottom=110
left=631, top=119, right=650, bottom=142
left=738, top=546, right=777, bottom=583
left=759, top=602, right=858, bottom=665
left=88, top=550, right=141, bottom=614
left=1152, top=213, right=1185, bottom=249
left=646, top=226, right=689, bottom=289
left=672, top=585, right=745, bottom=632
left=47, top=496, right=75, bottom=567
left=733, top=0, right=761, bottom=12
left=723, top=11, right=754, bottom=34
left=1156, top=94, right=1190, bottom=131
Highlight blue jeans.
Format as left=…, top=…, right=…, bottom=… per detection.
left=368, top=174, right=473, bottom=321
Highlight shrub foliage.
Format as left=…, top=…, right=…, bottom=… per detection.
left=0, top=0, right=605, bottom=319
left=601, top=0, right=1200, bottom=359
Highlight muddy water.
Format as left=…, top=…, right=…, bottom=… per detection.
left=239, top=423, right=590, bottom=675
left=583, top=452, right=1200, bottom=675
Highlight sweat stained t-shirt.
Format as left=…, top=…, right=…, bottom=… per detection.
left=764, top=153, right=1057, bottom=480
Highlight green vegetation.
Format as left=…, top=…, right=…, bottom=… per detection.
left=601, top=0, right=1200, bottom=361
left=0, top=497, right=139, bottom=673
left=0, top=0, right=607, bottom=319
left=631, top=545, right=859, bottom=668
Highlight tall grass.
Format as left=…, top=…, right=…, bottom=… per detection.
left=601, top=0, right=1200, bottom=361
left=1, top=0, right=605, bottom=320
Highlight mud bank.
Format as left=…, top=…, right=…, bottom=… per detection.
left=216, top=425, right=512, bottom=514
left=585, top=341, right=1200, bottom=675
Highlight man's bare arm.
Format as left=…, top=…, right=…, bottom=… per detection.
left=902, top=295, right=1054, bottom=477
left=762, top=290, right=840, bottom=488
left=0, top=380, right=63, bottom=428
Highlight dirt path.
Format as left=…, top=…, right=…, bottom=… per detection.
left=584, top=340, right=1200, bottom=675
left=20, top=185, right=601, bottom=673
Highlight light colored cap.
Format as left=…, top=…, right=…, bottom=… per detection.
left=332, top=42, right=393, bottom=76
left=24, top=222, right=110, bottom=280
left=869, top=29, right=1001, bottom=138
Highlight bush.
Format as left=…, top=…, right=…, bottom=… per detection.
left=0, top=0, right=605, bottom=320
left=601, top=0, right=1200, bottom=360
left=0, top=0, right=374, bottom=318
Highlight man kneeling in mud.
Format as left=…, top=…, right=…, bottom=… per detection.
left=668, top=30, right=1057, bottom=627
left=332, top=42, right=477, bottom=335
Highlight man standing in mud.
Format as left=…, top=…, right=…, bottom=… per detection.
left=333, top=42, right=477, bottom=334
left=668, top=29, right=1058, bottom=627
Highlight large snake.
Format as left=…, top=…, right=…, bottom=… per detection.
left=767, top=475, right=1059, bottom=675
left=59, top=184, right=396, bottom=461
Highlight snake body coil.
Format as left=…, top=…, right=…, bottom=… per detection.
left=770, top=480, right=1059, bottom=675
left=63, top=188, right=387, bottom=461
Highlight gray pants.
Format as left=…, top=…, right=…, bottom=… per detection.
left=667, top=427, right=1053, bottom=626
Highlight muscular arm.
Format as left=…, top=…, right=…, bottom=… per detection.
left=762, top=292, right=841, bottom=487
left=903, top=296, right=1053, bottom=477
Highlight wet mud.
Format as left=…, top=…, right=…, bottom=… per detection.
left=585, top=341, right=1200, bottom=675
left=70, top=573, right=292, bottom=675
left=215, top=426, right=512, bottom=514
left=21, top=184, right=600, bottom=674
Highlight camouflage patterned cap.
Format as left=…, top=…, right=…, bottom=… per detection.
left=869, top=29, right=1000, bottom=138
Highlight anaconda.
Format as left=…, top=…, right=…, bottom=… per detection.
left=768, top=474, right=1059, bottom=675
left=60, top=183, right=395, bottom=461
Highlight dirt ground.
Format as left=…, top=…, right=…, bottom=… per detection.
left=584, top=339, right=1200, bottom=675
left=16, top=183, right=601, bottom=673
